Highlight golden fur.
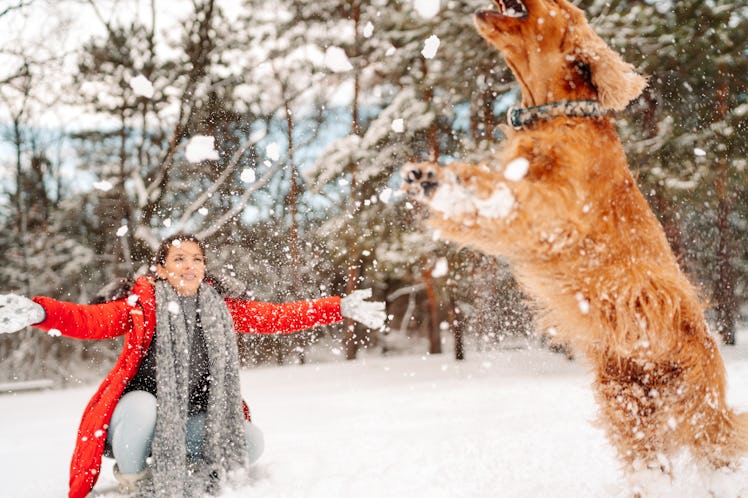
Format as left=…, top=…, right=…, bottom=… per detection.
left=402, top=0, right=748, bottom=480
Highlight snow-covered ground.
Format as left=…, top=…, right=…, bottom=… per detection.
left=2, top=334, right=748, bottom=498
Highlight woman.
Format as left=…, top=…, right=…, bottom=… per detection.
left=0, top=233, right=385, bottom=498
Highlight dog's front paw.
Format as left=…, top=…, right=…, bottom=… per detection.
left=400, top=162, right=440, bottom=199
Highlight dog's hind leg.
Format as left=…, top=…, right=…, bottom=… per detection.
left=593, top=353, right=680, bottom=476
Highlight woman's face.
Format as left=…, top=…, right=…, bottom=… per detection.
left=156, top=240, right=206, bottom=296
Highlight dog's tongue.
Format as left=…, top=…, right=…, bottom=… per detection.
left=495, top=0, right=528, bottom=18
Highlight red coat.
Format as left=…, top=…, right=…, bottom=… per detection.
left=32, top=276, right=343, bottom=498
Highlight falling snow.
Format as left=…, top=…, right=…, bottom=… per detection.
left=421, top=35, right=440, bottom=59
left=414, top=0, right=441, bottom=19
left=185, top=135, right=219, bottom=163
left=504, top=157, right=530, bottom=181
left=324, top=46, right=353, bottom=73
left=129, top=74, right=154, bottom=99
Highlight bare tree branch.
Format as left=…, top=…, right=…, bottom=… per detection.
left=196, top=161, right=283, bottom=240
left=173, top=129, right=268, bottom=232
left=0, top=0, right=34, bottom=19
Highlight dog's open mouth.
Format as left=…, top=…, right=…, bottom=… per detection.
left=492, top=0, right=528, bottom=19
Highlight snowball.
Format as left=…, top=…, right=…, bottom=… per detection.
left=167, top=301, right=180, bottom=315
left=363, top=21, right=374, bottom=38
left=414, top=0, right=440, bottom=19
left=474, top=185, right=515, bottom=219
left=163, top=218, right=171, bottom=228
left=129, top=74, right=154, bottom=99
left=116, top=225, right=128, bottom=237
left=432, top=257, right=448, bottom=278
left=48, top=329, right=62, bottom=337
left=324, top=46, right=353, bottom=73
left=127, top=294, right=139, bottom=306
left=694, top=148, right=706, bottom=157
left=198, top=207, right=209, bottom=216
left=266, top=142, right=280, bottom=161
left=421, top=35, right=440, bottom=59
left=504, top=157, right=530, bottom=181
left=185, top=135, right=219, bottom=162
left=240, top=168, right=256, bottom=183
left=93, top=180, right=113, bottom=192
left=378, top=187, right=393, bottom=204
left=391, top=118, right=405, bottom=133
left=429, top=183, right=474, bottom=218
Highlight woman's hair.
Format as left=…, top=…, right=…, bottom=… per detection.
left=153, top=233, right=207, bottom=267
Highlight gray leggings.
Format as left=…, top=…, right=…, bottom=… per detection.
left=106, top=390, right=265, bottom=474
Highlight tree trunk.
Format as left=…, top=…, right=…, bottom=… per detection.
left=714, top=66, right=737, bottom=345
left=422, top=265, right=441, bottom=355
left=343, top=0, right=362, bottom=361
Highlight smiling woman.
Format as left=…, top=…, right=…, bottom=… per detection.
left=154, top=234, right=207, bottom=296
left=0, top=232, right=387, bottom=498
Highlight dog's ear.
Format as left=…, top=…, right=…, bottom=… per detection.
left=566, top=14, right=648, bottom=110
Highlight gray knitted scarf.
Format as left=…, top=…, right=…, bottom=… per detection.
left=150, top=280, right=248, bottom=497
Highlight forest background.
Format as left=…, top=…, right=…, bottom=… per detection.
left=1, top=0, right=746, bottom=385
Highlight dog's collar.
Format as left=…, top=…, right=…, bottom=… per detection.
left=508, top=100, right=604, bottom=129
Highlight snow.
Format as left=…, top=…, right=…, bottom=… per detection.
left=240, top=169, right=256, bottom=184
left=324, top=47, right=353, bottom=73
left=116, top=226, right=128, bottom=237
left=2, top=339, right=748, bottom=497
left=266, top=142, right=281, bottom=162
left=185, top=136, right=219, bottom=163
left=414, top=0, right=441, bottom=19
left=167, top=301, right=181, bottom=314
left=363, top=22, right=375, bottom=38
left=92, top=180, right=114, bottom=192
left=432, top=257, right=449, bottom=278
left=504, top=157, right=530, bottom=181
left=391, top=118, right=405, bottom=133
left=474, top=186, right=515, bottom=219
left=129, top=75, right=154, bottom=99
left=421, top=35, right=441, bottom=59
left=378, top=187, right=394, bottom=204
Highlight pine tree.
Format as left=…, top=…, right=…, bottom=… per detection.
left=588, top=0, right=748, bottom=343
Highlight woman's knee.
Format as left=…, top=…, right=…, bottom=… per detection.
left=107, top=391, right=157, bottom=474
left=108, top=391, right=157, bottom=446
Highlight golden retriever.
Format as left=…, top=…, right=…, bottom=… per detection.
left=401, top=0, right=748, bottom=490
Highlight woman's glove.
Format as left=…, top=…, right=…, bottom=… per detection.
left=340, top=288, right=386, bottom=329
left=0, top=294, right=46, bottom=334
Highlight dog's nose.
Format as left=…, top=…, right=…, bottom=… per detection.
left=421, top=181, right=438, bottom=198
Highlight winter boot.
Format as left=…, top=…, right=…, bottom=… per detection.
left=113, top=463, right=151, bottom=494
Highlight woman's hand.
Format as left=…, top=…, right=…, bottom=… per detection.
left=0, top=294, right=46, bottom=333
left=340, top=289, right=387, bottom=329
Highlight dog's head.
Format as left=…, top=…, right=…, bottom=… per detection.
left=474, top=0, right=646, bottom=111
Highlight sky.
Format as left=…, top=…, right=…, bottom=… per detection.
left=2, top=332, right=748, bottom=498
